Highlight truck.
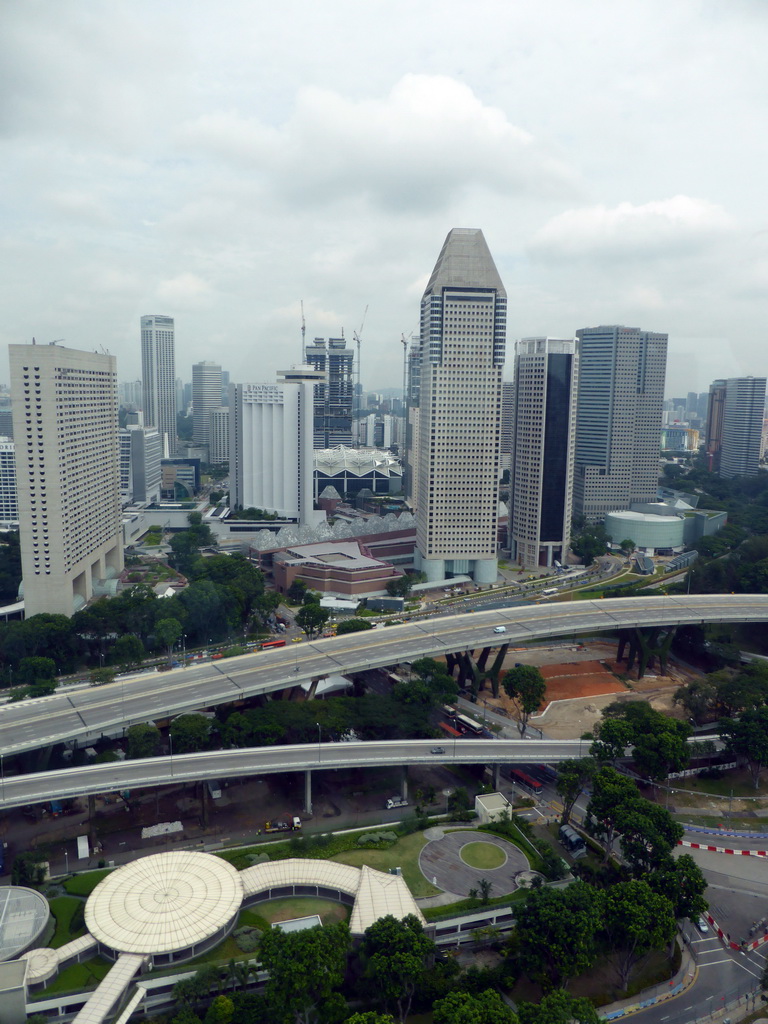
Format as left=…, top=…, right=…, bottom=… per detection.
left=385, top=797, right=409, bottom=810
left=264, top=817, right=302, bottom=833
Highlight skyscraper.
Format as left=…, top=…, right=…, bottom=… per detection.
left=229, top=366, right=318, bottom=525
left=499, top=381, right=515, bottom=475
left=415, top=228, right=505, bottom=584
left=304, top=337, right=354, bottom=447
left=192, top=361, right=222, bottom=448
left=705, top=379, right=726, bottom=473
left=509, top=338, right=578, bottom=568
left=718, top=376, right=767, bottom=478
left=141, top=314, right=176, bottom=458
left=573, top=325, right=667, bottom=521
left=10, top=342, right=123, bottom=616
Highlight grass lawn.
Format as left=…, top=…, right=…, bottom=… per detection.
left=63, top=869, right=113, bottom=897
left=673, top=768, right=767, bottom=800
left=459, top=841, right=506, bottom=869
left=254, top=897, right=349, bottom=926
left=49, top=895, right=86, bottom=948
left=31, top=957, right=112, bottom=999
left=332, top=832, right=439, bottom=898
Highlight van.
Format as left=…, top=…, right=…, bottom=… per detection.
left=494, top=626, right=507, bottom=634
left=385, top=797, right=409, bottom=810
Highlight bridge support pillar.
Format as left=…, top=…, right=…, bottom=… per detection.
left=304, top=769, right=313, bottom=816
left=305, top=677, right=324, bottom=700
left=445, top=652, right=458, bottom=677
left=477, top=647, right=492, bottom=672
left=622, top=627, right=678, bottom=679
left=401, top=767, right=408, bottom=802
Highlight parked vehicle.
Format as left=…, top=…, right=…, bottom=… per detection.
left=385, top=797, right=409, bottom=810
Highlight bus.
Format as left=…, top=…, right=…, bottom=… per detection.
left=260, top=638, right=287, bottom=650
left=542, top=587, right=558, bottom=596
left=455, top=713, right=484, bottom=735
left=442, top=705, right=457, bottom=719
left=509, top=768, right=543, bottom=794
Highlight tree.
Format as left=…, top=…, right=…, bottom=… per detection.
left=344, top=1015, right=396, bottom=1024
left=585, top=766, right=640, bottom=862
left=617, top=801, right=684, bottom=877
left=17, top=656, right=56, bottom=684
left=570, top=523, right=608, bottom=566
left=112, top=633, right=145, bottom=672
left=205, top=995, right=235, bottom=1024
left=336, top=618, right=373, bottom=635
left=89, top=667, right=116, bottom=687
left=619, top=538, right=636, bottom=559
left=514, top=881, right=603, bottom=990
left=127, top=722, right=161, bottom=759
left=673, top=678, right=717, bottom=725
left=602, top=880, right=677, bottom=989
left=647, top=853, right=708, bottom=920
left=386, top=576, right=413, bottom=597
left=171, top=714, right=212, bottom=753
left=555, top=758, right=595, bottom=825
left=155, top=617, right=183, bottom=664
left=287, top=579, right=308, bottom=604
left=259, top=921, right=350, bottom=1024
left=632, top=722, right=691, bottom=782
left=502, top=665, right=546, bottom=738
left=721, top=706, right=768, bottom=788
left=516, top=991, right=599, bottom=1024
left=361, top=914, right=435, bottom=1022
left=295, top=603, right=331, bottom=639
left=478, top=878, right=492, bottom=904
left=590, top=717, right=633, bottom=763
left=433, top=989, right=518, bottom=1023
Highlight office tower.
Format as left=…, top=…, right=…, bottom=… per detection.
left=500, top=381, right=515, bottom=475
left=0, top=439, right=18, bottom=527
left=192, top=361, right=222, bottom=448
left=10, top=343, right=123, bottom=616
left=573, top=325, right=668, bottom=521
left=402, top=340, right=421, bottom=504
left=509, top=338, right=578, bottom=568
left=209, top=408, right=229, bottom=464
left=141, top=315, right=176, bottom=458
left=304, top=337, right=354, bottom=447
left=175, top=377, right=184, bottom=414
left=230, top=366, right=316, bottom=524
left=119, top=380, right=143, bottom=409
left=718, top=376, right=767, bottom=478
left=705, top=379, right=726, bottom=472
left=120, top=425, right=162, bottom=504
left=221, top=370, right=230, bottom=407
left=414, top=228, right=505, bottom=584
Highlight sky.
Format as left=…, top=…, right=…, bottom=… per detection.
left=2, top=0, right=767, bottom=397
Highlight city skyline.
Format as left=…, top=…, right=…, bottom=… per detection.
left=2, top=3, right=768, bottom=396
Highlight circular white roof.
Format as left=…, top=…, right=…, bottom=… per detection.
left=85, top=852, right=243, bottom=955
left=0, top=887, right=49, bottom=961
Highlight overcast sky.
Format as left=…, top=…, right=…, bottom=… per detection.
left=2, top=0, right=767, bottom=397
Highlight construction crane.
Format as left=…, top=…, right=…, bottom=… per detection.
left=353, top=305, right=368, bottom=444
left=300, top=300, right=306, bottom=363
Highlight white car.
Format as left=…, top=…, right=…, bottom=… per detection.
left=697, top=916, right=709, bottom=934
left=494, top=626, right=507, bottom=634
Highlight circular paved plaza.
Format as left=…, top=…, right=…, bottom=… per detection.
left=419, top=830, right=528, bottom=897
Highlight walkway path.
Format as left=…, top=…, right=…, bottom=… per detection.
left=419, top=829, right=528, bottom=898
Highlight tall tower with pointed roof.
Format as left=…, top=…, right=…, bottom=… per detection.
left=414, top=229, right=506, bottom=584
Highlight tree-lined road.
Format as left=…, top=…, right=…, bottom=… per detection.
left=1, top=594, right=766, bottom=756
left=0, top=738, right=586, bottom=810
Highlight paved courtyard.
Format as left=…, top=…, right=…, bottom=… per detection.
left=419, top=829, right=529, bottom=897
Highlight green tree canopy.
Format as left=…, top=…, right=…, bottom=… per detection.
left=361, top=914, right=435, bottom=1023
left=585, top=766, right=640, bottom=861
left=433, top=989, right=518, bottom=1023
left=259, top=922, right=351, bottom=1024
left=647, top=853, right=708, bottom=920
left=113, top=634, right=145, bottom=672
left=155, top=617, right=183, bottom=662
left=602, top=880, right=677, bottom=989
left=127, top=722, right=162, bottom=759
left=555, top=758, right=596, bottom=825
left=516, top=990, right=600, bottom=1024
left=296, top=603, right=331, bottom=639
left=170, top=713, right=212, bottom=753
left=514, top=881, right=603, bottom=990
left=336, top=618, right=373, bottom=635
left=722, top=705, right=768, bottom=788
left=502, top=665, right=546, bottom=738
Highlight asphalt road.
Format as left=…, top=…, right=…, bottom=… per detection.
left=0, top=737, right=584, bottom=810
left=1, top=594, right=766, bottom=756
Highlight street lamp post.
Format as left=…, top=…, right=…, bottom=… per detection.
left=182, top=634, right=187, bottom=667
left=169, top=733, right=173, bottom=777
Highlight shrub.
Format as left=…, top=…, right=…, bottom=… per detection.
left=234, top=926, right=260, bottom=952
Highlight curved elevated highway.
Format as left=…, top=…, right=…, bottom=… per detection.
left=2, top=594, right=766, bottom=757
left=0, top=738, right=586, bottom=811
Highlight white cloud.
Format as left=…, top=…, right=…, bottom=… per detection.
left=155, top=274, right=214, bottom=308
left=177, top=74, right=578, bottom=212
left=529, top=196, right=733, bottom=260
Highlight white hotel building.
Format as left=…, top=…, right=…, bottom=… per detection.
left=10, top=343, right=123, bottom=616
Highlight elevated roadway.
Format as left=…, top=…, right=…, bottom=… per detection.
left=0, top=738, right=585, bottom=810
left=2, top=594, right=766, bottom=756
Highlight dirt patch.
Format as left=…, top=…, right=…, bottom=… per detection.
left=537, top=661, right=628, bottom=706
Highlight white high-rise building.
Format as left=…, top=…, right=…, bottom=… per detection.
left=230, top=366, right=319, bottom=525
left=10, top=343, right=123, bottom=616
left=509, top=339, right=578, bottom=568
left=192, top=361, right=222, bottom=448
left=500, top=381, right=515, bottom=475
left=415, top=228, right=506, bottom=584
left=0, top=438, right=18, bottom=527
left=141, top=315, right=176, bottom=458
left=573, top=325, right=668, bottom=521
left=719, top=376, right=767, bottom=478
left=120, top=426, right=162, bottom=504
left=209, top=408, right=230, bottom=465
